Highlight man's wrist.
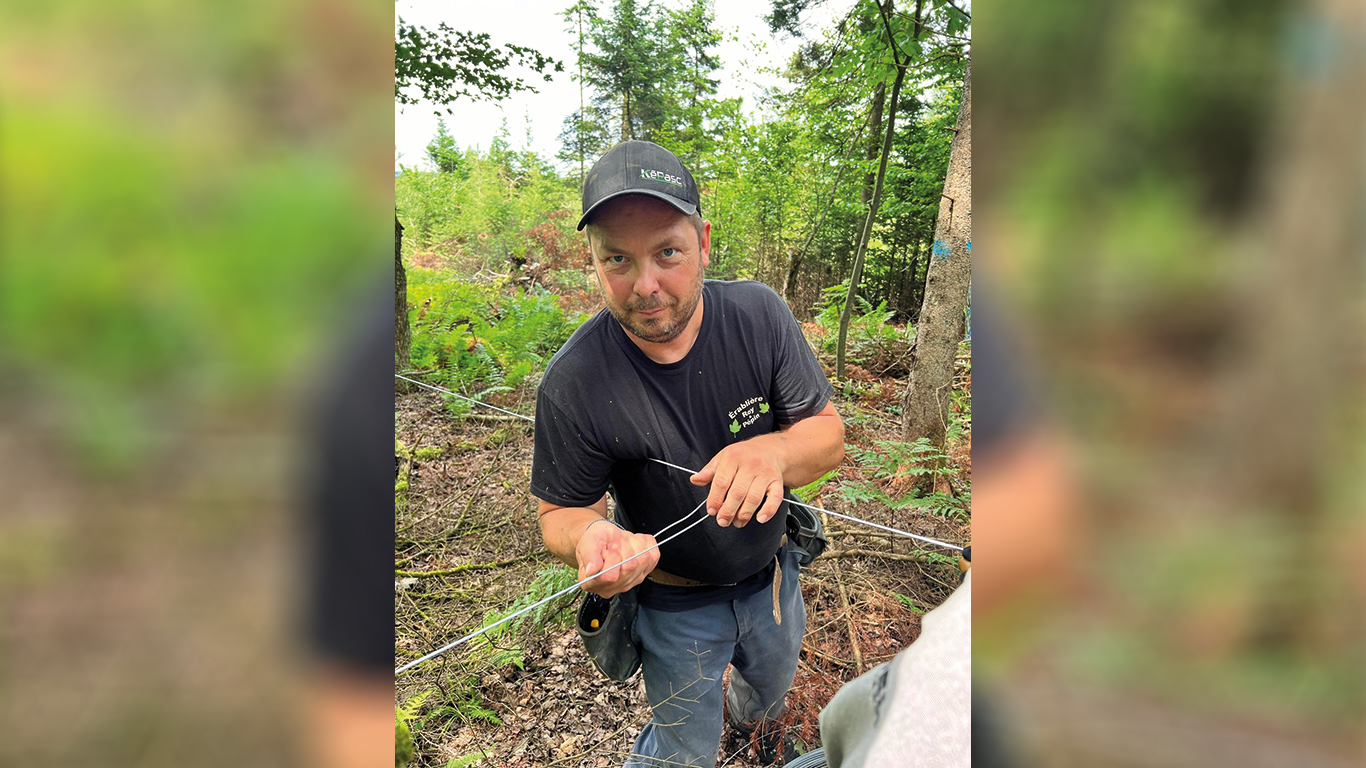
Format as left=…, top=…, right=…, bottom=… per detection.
left=583, top=517, right=623, bottom=537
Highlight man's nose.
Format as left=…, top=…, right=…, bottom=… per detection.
left=633, top=259, right=660, bottom=297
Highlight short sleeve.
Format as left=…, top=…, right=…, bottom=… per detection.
left=530, top=388, right=615, bottom=507
left=766, top=290, right=834, bottom=425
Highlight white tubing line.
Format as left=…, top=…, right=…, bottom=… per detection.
left=646, top=458, right=964, bottom=553
left=394, top=377, right=961, bottom=550
left=395, top=499, right=710, bottom=676
left=396, top=374, right=535, bottom=422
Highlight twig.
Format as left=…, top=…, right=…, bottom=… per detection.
left=542, top=721, right=634, bottom=767
left=803, top=643, right=856, bottom=669
left=399, top=591, right=435, bottom=642
left=395, top=550, right=545, bottom=578
left=832, top=559, right=864, bottom=673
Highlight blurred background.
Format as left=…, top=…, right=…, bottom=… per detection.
left=974, top=0, right=1364, bottom=766
left=0, top=0, right=391, bottom=765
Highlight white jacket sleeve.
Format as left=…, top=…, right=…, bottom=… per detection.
left=818, top=571, right=972, bottom=768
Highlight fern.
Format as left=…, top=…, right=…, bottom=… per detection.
left=404, top=269, right=587, bottom=401
left=462, top=565, right=579, bottom=671
left=810, top=281, right=905, bottom=363
left=836, top=439, right=969, bottom=521
left=793, top=468, right=838, bottom=501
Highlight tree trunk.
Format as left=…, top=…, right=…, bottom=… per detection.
left=862, top=80, right=885, bottom=207
left=1218, top=0, right=1364, bottom=652
left=902, top=61, right=971, bottom=449
left=395, top=215, right=411, bottom=375
left=836, top=60, right=908, bottom=381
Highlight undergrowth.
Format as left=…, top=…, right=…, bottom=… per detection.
left=811, top=281, right=910, bottom=364
left=837, top=438, right=970, bottom=521
left=396, top=566, right=578, bottom=768
left=465, top=564, right=579, bottom=669
left=404, top=269, right=586, bottom=409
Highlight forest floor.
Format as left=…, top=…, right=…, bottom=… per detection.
left=393, top=322, right=971, bottom=768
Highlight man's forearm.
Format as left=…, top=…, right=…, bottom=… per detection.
left=767, top=403, right=844, bottom=487
left=538, top=500, right=609, bottom=568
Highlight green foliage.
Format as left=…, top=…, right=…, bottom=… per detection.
left=395, top=19, right=563, bottom=109
left=838, top=438, right=969, bottom=521
left=812, top=281, right=906, bottom=361
left=396, top=719, right=414, bottom=767
left=793, top=468, right=839, bottom=501
left=893, top=592, right=926, bottom=614
left=578, top=0, right=676, bottom=142
left=404, top=270, right=585, bottom=402
left=466, top=565, right=580, bottom=670
left=402, top=680, right=503, bottom=752
left=1, top=101, right=381, bottom=476
left=395, top=691, right=431, bottom=767
left=396, top=144, right=586, bottom=276
left=426, top=119, right=464, bottom=174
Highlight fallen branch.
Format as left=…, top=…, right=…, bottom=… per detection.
left=824, top=548, right=936, bottom=564
left=463, top=412, right=533, bottom=425
left=833, top=559, right=864, bottom=673
left=827, top=528, right=903, bottom=543
left=395, top=550, right=545, bottom=578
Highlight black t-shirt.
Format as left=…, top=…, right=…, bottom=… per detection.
left=531, top=280, right=833, bottom=605
left=304, top=289, right=395, bottom=675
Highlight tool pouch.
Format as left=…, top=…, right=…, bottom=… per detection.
left=576, top=588, right=641, bottom=681
left=784, top=499, right=828, bottom=567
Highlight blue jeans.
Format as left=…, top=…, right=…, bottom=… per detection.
left=626, top=547, right=806, bottom=767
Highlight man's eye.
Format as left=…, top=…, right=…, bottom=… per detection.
left=609, top=255, right=627, bottom=264
left=661, top=248, right=677, bottom=258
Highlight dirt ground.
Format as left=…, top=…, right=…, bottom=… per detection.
left=394, top=349, right=971, bottom=767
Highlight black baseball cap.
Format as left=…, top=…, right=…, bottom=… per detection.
left=577, top=140, right=700, bottom=231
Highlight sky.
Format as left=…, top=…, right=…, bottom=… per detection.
left=395, top=0, right=848, bottom=172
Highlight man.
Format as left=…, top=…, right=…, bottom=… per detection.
left=531, top=140, right=844, bottom=767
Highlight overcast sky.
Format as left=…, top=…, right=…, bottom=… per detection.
left=395, top=0, right=848, bottom=172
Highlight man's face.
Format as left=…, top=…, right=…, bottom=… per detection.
left=586, top=195, right=710, bottom=345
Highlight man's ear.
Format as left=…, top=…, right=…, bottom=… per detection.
left=700, top=220, right=711, bottom=269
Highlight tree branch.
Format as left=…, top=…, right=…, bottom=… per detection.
left=824, top=547, right=937, bottom=563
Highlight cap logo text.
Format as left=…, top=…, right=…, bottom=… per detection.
left=640, top=168, right=684, bottom=187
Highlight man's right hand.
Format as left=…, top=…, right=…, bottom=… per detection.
left=575, top=519, right=659, bottom=598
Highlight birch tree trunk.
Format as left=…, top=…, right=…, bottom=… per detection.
left=902, top=61, right=971, bottom=448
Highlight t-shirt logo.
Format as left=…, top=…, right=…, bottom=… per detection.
left=726, top=396, right=769, bottom=436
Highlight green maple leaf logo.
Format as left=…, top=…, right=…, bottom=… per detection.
left=729, top=419, right=741, bottom=434
left=759, top=403, right=770, bottom=414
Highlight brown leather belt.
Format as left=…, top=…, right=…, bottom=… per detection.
left=645, top=535, right=788, bottom=588
left=645, top=569, right=719, bottom=587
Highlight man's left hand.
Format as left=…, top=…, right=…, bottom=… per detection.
left=690, top=440, right=785, bottom=528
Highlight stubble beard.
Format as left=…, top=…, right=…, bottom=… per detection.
left=609, top=271, right=704, bottom=344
